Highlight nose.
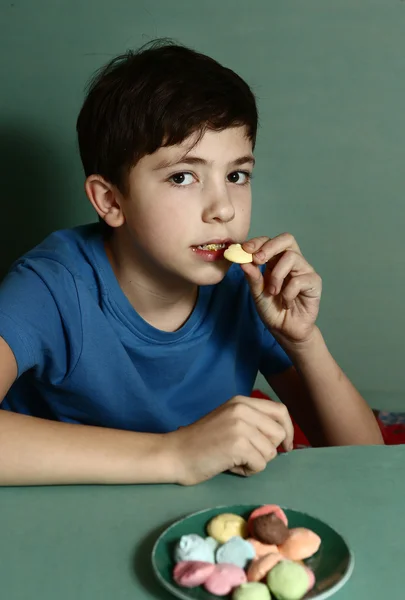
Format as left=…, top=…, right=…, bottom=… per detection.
left=201, top=183, right=235, bottom=224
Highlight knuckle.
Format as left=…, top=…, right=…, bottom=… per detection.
left=273, top=423, right=287, bottom=447
left=274, top=430, right=286, bottom=447
left=255, top=457, right=267, bottom=472
left=232, top=394, right=244, bottom=402
left=266, top=445, right=277, bottom=461
left=282, top=232, right=295, bottom=244
left=229, top=402, right=247, bottom=420
left=288, top=277, right=301, bottom=292
left=229, top=395, right=244, bottom=407
left=276, top=402, right=289, bottom=418
left=284, top=249, right=297, bottom=261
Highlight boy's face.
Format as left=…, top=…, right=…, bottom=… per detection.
left=120, top=126, right=254, bottom=286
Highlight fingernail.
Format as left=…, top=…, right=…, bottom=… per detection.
left=269, top=285, right=277, bottom=295
left=244, top=241, right=254, bottom=250
left=255, top=251, right=265, bottom=261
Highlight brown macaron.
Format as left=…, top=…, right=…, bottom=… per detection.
left=251, top=513, right=289, bottom=545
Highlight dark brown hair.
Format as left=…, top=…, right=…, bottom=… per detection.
left=76, top=39, right=258, bottom=194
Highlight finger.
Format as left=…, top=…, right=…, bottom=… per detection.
left=229, top=464, right=263, bottom=477
left=229, top=455, right=268, bottom=477
left=229, top=431, right=272, bottom=476
left=246, top=409, right=287, bottom=448
left=228, top=466, right=248, bottom=476
left=232, top=423, right=277, bottom=466
left=264, top=250, right=314, bottom=296
left=228, top=397, right=294, bottom=451
left=281, top=273, right=322, bottom=309
left=242, top=236, right=272, bottom=253
left=258, top=402, right=294, bottom=451
left=240, top=262, right=265, bottom=300
left=248, top=426, right=278, bottom=463
left=243, top=233, right=301, bottom=264
left=240, top=396, right=294, bottom=451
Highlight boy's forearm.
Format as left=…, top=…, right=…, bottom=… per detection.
left=0, top=410, right=179, bottom=486
left=276, top=327, right=384, bottom=446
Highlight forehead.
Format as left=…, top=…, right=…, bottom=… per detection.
left=143, top=126, right=254, bottom=170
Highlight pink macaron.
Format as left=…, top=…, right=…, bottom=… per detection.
left=305, top=566, right=316, bottom=591
left=204, top=563, right=247, bottom=596
left=173, top=561, right=216, bottom=588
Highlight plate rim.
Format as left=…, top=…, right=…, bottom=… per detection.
left=151, top=504, right=355, bottom=600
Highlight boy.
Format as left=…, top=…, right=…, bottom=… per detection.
left=0, top=41, right=383, bottom=486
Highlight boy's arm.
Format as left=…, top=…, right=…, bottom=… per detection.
left=266, top=326, right=384, bottom=447
left=0, top=336, right=293, bottom=486
left=240, top=234, right=384, bottom=447
left=0, top=336, right=177, bottom=485
left=0, top=410, right=177, bottom=486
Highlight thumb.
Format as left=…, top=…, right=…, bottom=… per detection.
left=241, top=263, right=265, bottom=300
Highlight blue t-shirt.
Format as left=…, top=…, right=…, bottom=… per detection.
left=0, top=224, right=292, bottom=433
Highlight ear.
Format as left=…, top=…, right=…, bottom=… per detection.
left=85, top=175, right=125, bottom=228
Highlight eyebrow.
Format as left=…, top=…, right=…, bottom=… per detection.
left=153, top=154, right=256, bottom=170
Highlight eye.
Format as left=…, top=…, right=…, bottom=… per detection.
left=227, top=171, right=251, bottom=185
left=169, top=172, right=196, bottom=186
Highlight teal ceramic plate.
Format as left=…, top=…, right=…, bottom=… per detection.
left=152, top=504, right=354, bottom=600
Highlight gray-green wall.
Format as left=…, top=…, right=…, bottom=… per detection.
left=1, top=1, right=404, bottom=409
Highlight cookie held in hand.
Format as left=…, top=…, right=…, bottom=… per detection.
left=224, top=244, right=253, bottom=264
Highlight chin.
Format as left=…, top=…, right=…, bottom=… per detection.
left=187, top=262, right=231, bottom=286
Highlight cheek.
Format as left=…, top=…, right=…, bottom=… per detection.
left=235, top=187, right=251, bottom=209
left=236, top=194, right=252, bottom=228
left=130, top=200, right=193, bottom=251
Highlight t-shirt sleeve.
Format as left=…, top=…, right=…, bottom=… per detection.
left=259, top=326, right=293, bottom=378
left=0, top=259, right=82, bottom=379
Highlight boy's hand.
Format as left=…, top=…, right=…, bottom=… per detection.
left=241, top=234, right=322, bottom=344
left=167, top=396, right=294, bottom=486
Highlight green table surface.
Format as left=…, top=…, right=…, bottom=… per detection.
left=0, top=446, right=403, bottom=600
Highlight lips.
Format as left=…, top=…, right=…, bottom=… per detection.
left=191, top=242, right=234, bottom=263
left=192, top=239, right=233, bottom=251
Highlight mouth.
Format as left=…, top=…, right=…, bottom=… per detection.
left=191, top=239, right=234, bottom=263
left=192, top=239, right=233, bottom=251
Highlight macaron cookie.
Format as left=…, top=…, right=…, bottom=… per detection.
left=305, top=567, right=316, bottom=592
left=223, top=243, right=253, bottom=264
left=204, top=563, right=247, bottom=596
left=173, top=561, right=216, bottom=588
left=232, top=582, right=272, bottom=600
left=247, top=552, right=282, bottom=582
left=247, top=538, right=279, bottom=559
left=207, top=513, right=248, bottom=544
left=251, top=513, right=289, bottom=545
left=267, top=560, right=315, bottom=600
left=278, top=528, right=321, bottom=561
left=174, top=534, right=216, bottom=563
left=248, top=505, right=288, bottom=536
left=216, top=536, right=256, bottom=569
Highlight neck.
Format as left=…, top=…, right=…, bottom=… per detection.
left=104, top=229, right=198, bottom=332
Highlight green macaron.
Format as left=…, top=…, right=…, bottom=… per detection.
left=267, top=560, right=311, bottom=600
left=233, top=582, right=272, bottom=600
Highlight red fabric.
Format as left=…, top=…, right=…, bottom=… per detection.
left=251, top=389, right=405, bottom=448
left=378, top=423, right=405, bottom=445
